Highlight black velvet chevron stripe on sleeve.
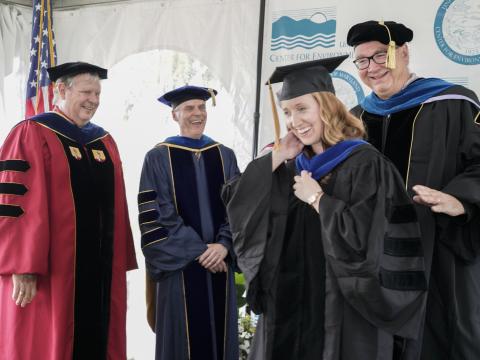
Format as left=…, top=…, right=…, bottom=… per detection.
left=0, top=183, right=28, bottom=196
left=0, top=204, right=24, bottom=217
left=0, top=160, right=30, bottom=172
left=379, top=267, right=427, bottom=291
left=138, top=209, right=159, bottom=225
left=384, top=237, right=423, bottom=257
left=385, top=204, right=423, bottom=257
left=138, top=190, right=157, bottom=205
left=141, top=227, right=168, bottom=248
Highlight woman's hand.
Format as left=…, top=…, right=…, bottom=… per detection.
left=293, top=170, right=323, bottom=212
left=272, top=132, right=304, bottom=171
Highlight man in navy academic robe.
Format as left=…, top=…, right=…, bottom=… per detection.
left=138, top=85, right=239, bottom=360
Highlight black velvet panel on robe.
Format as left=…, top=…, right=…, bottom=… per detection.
left=56, top=136, right=114, bottom=360
left=169, top=146, right=227, bottom=360
left=361, top=106, right=419, bottom=181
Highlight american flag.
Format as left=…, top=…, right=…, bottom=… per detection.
left=25, top=0, right=57, bottom=117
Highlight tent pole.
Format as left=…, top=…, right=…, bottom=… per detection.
left=252, top=0, right=266, bottom=159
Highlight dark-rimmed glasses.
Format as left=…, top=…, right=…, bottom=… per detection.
left=353, top=52, right=388, bottom=70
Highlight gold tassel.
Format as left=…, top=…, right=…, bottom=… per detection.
left=267, top=81, right=281, bottom=150
left=386, top=40, right=396, bottom=69
left=378, top=20, right=396, bottom=69
left=208, top=88, right=216, bottom=107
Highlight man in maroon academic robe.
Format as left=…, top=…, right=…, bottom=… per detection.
left=0, top=62, right=137, bottom=360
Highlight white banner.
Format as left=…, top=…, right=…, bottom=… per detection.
left=258, top=0, right=480, bottom=150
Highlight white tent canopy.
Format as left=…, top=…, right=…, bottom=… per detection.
left=0, top=1, right=261, bottom=358
left=0, top=0, right=260, bottom=157
left=1, top=0, right=479, bottom=358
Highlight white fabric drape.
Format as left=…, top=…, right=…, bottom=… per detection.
left=54, top=0, right=259, bottom=147
left=1, top=1, right=260, bottom=358
left=0, top=4, right=30, bottom=131
left=1, top=0, right=259, bottom=151
left=0, top=4, right=29, bottom=91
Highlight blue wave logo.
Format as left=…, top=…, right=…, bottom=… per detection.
left=271, top=15, right=336, bottom=51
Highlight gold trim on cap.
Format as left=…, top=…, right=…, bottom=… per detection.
left=208, top=88, right=216, bottom=107
left=378, top=20, right=396, bottom=69
left=268, top=80, right=281, bottom=149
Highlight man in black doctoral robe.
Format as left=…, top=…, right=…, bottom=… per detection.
left=347, top=20, right=480, bottom=359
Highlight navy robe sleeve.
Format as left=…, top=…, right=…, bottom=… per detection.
left=138, top=147, right=207, bottom=280
left=215, top=146, right=240, bottom=254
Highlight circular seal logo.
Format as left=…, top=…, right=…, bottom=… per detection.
left=331, top=70, right=365, bottom=110
left=434, top=0, right=480, bottom=65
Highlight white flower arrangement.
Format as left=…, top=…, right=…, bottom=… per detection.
left=238, top=304, right=257, bottom=360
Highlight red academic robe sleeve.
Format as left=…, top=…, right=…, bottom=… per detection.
left=0, top=121, right=50, bottom=275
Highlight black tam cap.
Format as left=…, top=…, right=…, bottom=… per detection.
left=347, top=20, right=413, bottom=47
left=267, top=55, right=348, bottom=101
left=158, top=85, right=218, bottom=108
left=47, top=62, right=108, bottom=82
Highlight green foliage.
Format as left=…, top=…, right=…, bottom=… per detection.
left=235, top=272, right=246, bottom=308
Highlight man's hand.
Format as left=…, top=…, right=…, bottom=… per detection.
left=12, top=274, right=37, bottom=307
left=412, top=185, right=465, bottom=217
left=208, top=260, right=228, bottom=274
left=198, top=243, right=228, bottom=271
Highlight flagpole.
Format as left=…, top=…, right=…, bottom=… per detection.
left=25, top=0, right=57, bottom=118
left=251, top=0, right=266, bottom=159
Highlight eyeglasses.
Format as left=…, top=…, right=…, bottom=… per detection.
left=353, top=52, right=388, bottom=70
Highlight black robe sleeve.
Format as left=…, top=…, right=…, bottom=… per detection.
left=223, top=148, right=427, bottom=340
left=435, top=89, right=480, bottom=263
left=319, top=152, right=427, bottom=339
left=222, top=152, right=293, bottom=312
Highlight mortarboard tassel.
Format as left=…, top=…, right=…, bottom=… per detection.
left=208, top=88, right=216, bottom=107
left=378, top=20, right=396, bottom=69
left=268, top=81, right=281, bottom=150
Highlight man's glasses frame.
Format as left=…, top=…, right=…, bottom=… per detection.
left=353, top=52, right=388, bottom=70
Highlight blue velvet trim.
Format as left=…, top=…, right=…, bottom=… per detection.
left=296, top=140, right=367, bottom=180
left=164, top=135, right=216, bottom=149
left=30, top=112, right=107, bottom=145
left=361, top=78, right=455, bottom=116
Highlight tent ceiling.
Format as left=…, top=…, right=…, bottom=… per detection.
left=1, top=0, right=138, bottom=9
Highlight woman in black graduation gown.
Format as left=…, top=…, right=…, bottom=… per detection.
left=223, top=55, right=427, bottom=360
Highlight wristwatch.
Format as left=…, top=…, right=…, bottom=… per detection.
left=307, top=191, right=321, bottom=206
